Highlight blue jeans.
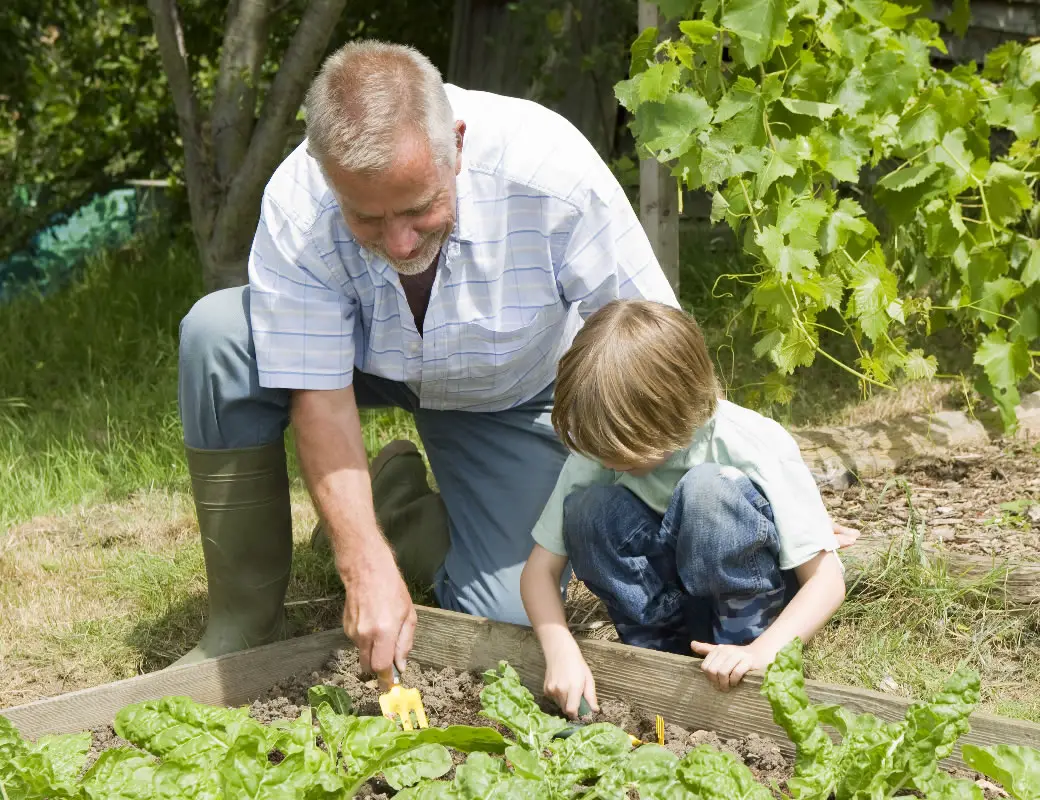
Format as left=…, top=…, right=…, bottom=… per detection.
left=177, top=286, right=569, bottom=625
left=562, top=463, right=795, bottom=654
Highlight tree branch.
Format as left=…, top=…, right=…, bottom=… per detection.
left=211, top=0, right=270, bottom=187
left=146, top=0, right=216, bottom=241
left=211, top=0, right=347, bottom=264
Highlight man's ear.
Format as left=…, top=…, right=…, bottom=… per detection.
left=454, top=120, right=467, bottom=175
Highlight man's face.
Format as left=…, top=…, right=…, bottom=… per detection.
left=325, top=122, right=465, bottom=276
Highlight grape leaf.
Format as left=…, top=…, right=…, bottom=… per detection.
left=779, top=97, right=839, bottom=119
left=974, top=329, right=1031, bottom=394
left=878, top=163, right=939, bottom=192
left=721, top=0, right=789, bottom=68
left=629, top=26, right=658, bottom=76
left=1022, top=240, right=1040, bottom=288
left=756, top=138, right=802, bottom=194
left=905, top=350, right=938, bottom=381
left=848, top=249, right=899, bottom=342
left=977, top=277, right=1025, bottom=327
left=679, top=20, right=719, bottom=45
left=934, top=129, right=974, bottom=194
left=985, top=163, right=1034, bottom=226
left=634, top=90, right=713, bottom=159
left=638, top=62, right=682, bottom=104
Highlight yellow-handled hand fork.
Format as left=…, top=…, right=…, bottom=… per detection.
left=379, top=664, right=429, bottom=730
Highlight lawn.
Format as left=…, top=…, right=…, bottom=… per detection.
left=1, top=224, right=1036, bottom=726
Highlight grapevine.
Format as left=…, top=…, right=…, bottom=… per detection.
left=618, top=0, right=1040, bottom=430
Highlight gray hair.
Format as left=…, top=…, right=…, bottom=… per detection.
left=304, top=39, right=457, bottom=174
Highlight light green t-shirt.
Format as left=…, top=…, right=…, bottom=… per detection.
left=532, top=399, right=839, bottom=570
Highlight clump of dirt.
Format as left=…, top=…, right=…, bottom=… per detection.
left=84, top=723, right=134, bottom=770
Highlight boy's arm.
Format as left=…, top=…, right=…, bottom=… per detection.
left=520, top=544, right=600, bottom=718
left=691, top=550, right=845, bottom=691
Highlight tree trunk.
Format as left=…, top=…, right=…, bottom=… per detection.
left=147, top=0, right=348, bottom=292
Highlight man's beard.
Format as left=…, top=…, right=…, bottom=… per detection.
left=373, top=227, right=450, bottom=276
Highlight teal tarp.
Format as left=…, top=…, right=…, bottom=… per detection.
left=0, top=187, right=140, bottom=301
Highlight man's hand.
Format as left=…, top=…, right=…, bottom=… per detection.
left=341, top=540, right=416, bottom=690
left=543, top=635, right=599, bottom=719
left=690, top=640, right=774, bottom=692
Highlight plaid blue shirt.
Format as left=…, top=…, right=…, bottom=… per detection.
left=247, top=85, right=678, bottom=412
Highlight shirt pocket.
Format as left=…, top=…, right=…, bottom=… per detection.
left=454, top=303, right=562, bottom=391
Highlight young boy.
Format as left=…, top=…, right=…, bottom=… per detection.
left=520, top=299, right=849, bottom=718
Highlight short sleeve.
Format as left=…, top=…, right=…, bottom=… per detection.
left=248, top=193, right=358, bottom=391
left=745, top=432, right=839, bottom=570
left=531, top=454, right=613, bottom=556
left=553, top=178, right=679, bottom=319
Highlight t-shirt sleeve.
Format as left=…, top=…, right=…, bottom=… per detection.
left=743, top=426, right=839, bottom=570
left=248, top=192, right=358, bottom=391
left=552, top=174, right=679, bottom=319
left=531, top=454, right=613, bottom=556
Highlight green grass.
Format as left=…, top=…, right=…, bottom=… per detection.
left=0, top=228, right=424, bottom=530
left=805, top=520, right=1040, bottom=722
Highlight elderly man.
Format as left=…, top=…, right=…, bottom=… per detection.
left=174, top=38, right=676, bottom=679
left=175, top=39, right=850, bottom=680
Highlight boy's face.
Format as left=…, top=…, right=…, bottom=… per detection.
left=601, top=453, right=671, bottom=477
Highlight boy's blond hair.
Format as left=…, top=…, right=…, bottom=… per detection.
left=552, top=300, right=720, bottom=466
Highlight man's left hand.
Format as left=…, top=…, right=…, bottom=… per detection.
left=689, top=640, right=774, bottom=692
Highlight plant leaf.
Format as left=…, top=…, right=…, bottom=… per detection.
left=479, top=662, right=568, bottom=750
left=962, top=744, right=1040, bottom=800
left=676, top=744, right=773, bottom=798
left=779, top=97, right=839, bottom=119
left=629, top=26, right=658, bottom=76
left=722, top=0, right=790, bottom=68
left=308, top=685, right=354, bottom=717
left=383, top=743, right=453, bottom=790
left=80, top=749, right=158, bottom=800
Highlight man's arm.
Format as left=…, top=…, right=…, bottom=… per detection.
left=291, top=385, right=415, bottom=688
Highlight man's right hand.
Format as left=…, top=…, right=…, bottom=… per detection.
left=341, top=538, right=417, bottom=688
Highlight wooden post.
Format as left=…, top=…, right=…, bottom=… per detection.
left=637, top=1, right=681, bottom=296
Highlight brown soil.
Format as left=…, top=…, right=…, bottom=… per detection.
left=80, top=648, right=1006, bottom=798
left=822, top=442, right=1040, bottom=562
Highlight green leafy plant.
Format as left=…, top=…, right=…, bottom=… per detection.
left=2, top=642, right=1039, bottom=798
left=616, top=0, right=1040, bottom=431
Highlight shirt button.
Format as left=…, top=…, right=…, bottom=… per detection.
left=410, top=342, right=421, bottom=356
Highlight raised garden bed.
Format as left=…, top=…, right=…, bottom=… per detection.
left=3, top=607, right=1040, bottom=797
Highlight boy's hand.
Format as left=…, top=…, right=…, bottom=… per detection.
left=543, top=637, right=599, bottom=719
left=832, top=521, right=861, bottom=548
left=689, top=640, right=774, bottom=692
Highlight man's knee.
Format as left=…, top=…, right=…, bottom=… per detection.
left=179, top=286, right=251, bottom=367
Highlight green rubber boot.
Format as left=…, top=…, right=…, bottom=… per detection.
left=171, top=439, right=293, bottom=667
left=310, top=440, right=450, bottom=590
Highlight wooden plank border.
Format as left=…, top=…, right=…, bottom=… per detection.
left=4, top=606, right=1038, bottom=771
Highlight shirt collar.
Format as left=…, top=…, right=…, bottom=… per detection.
left=450, top=158, right=477, bottom=244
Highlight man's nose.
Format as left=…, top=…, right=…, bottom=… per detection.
left=383, top=220, right=420, bottom=259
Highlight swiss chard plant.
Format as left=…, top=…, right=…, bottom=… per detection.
left=616, top=0, right=1040, bottom=431
left=2, top=641, right=1039, bottom=798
